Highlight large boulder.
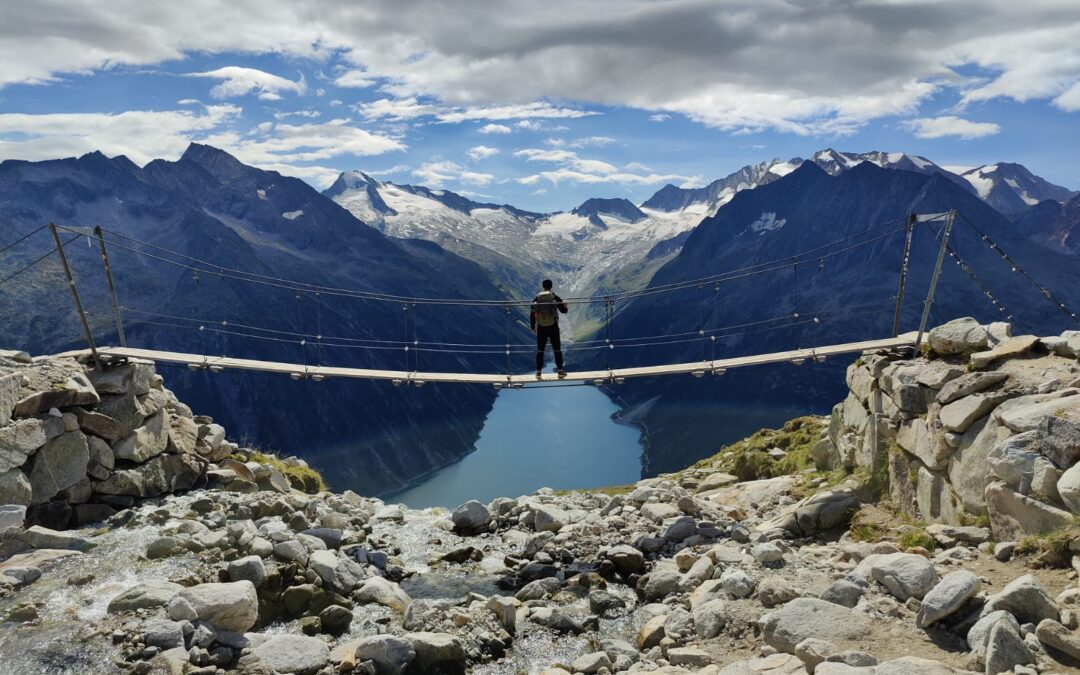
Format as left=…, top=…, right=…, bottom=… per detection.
left=936, top=372, right=1009, bottom=405
left=758, top=489, right=858, bottom=536
left=970, top=335, right=1040, bottom=368
left=176, top=581, right=258, bottom=632
left=26, top=431, right=88, bottom=505
left=352, top=635, right=416, bottom=674
left=916, top=571, right=981, bottom=627
left=0, top=373, right=19, bottom=425
left=93, top=452, right=203, bottom=497
left=13, top=360, right=99, bottom=416
left=994, top=391, right=1080, bottom=434
left=759, top=598, right=871, bottom=653
left=985, top=482, right=1073, bottom=541
left=357, top=576, right=411, bottom=613
left=0, top=418, right=47, bottom=473
left=0, top=468, right=32, bottom=506
left=107, top=580, right=184, bottom=613
left=451, top=500, right=491, bottom=533
left=984, top=620, right=1032, bottom=675
left=1040, top=408, right=1080, bottom=468
left=928, top=318, right=988, bottom=355
left=252, top=634, right=330, bottom=675
left=112, top=410, right=170, bottom=462
left=946, top=416, right=1001, bottom=515
left=405, top=632, right=466, bottom=675
left=862, top=552, right=938, bottom=601
left=86, top=362, right=153, bottom=396
left=981, top=574, right=1059, bottom=624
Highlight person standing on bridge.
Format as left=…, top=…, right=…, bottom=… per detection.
left=531, top=279, right=569, bottom=379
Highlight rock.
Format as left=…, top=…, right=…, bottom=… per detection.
left=0, top=503, right=25, bottom=533
left=753, top=542, right=784, bottom=563
left=994, top=391, right=1080, bottom=434
left=1057, top=462, right=1080, bottom=514
left=794, top=638, right=834, bottom=672
left=451, top=500, right=491, bottom=533
left=917, top=571, right=981, bottom=627
left=985, top=482, right=1074, bottom=541
left=820, top=580, right=864, bottom=608
left=252, top=634, right=330, bottom=675
left=143, top=618, right=184, bottom=650
left=176, top=581, right=258, bottom=632
left=760, top=598, right=872, bottom=653
left=113, top=410, right=170, bottom=462
left=758, top=576, right=799, bottom=608
left=697, top=472, right=738, bottom=492
left=668, top=647, right=711, bottom=668
left=986, top=431, right=1040, bottom=491
left=874, top=657, right=960, bottom=675
left=1040, top=408, right=1080, bottom=467
left=982, top=574, right=1059, bottom=624
left=994, top=542, right=1016, bottom=561
left=357, top=576, right=411, bottom=613
left=640, top=502, right=681, bottom=522
left=26, top=431, right=88, bottom=505
left=227, top=555, right=266, bottom=587
left=353, top=634, right=416, bottom=674
left=663, top=515, right=698, bottom=542
left=16, top=525, right=96, bottom=551
left=947, top=416, right=999, bottom=514
left=13, top=361, right=99, bottom=416
left=533, top=504, right=568, bottom=532
left=108, top=580, right=184, bottom=613
left=640, top=567, right=682, bottom=601
left=273, top=539, right=308, bottom=566
left=0, top=373, right=20, bottom=426
left=693, top=599, right=728, bottom=638
left=606, top=544, right=645, bottom=576
left=572, top=651, right=613, bottom=673
left=939, top=394, right=1006, bottom=433
left=145, top=536, right=184, bottom=559
left=1035, top=618, right=1080, bottom=660
left=636, top=614, right=667, bottom=650
left=759, top=489, right=859, bottom=536
left=405, top=632, right=465, bottom=674
left=970, top=335, right=1040, bottom=368
left=862, top=552, right=938, bottom=600
left=985, top=620, right=1032, bottom=675
left=937, top=372, right=1009, bottom=405
left=968, top=610, right=1020, bottom=650
left=0, top=468, right=31, bottom=506
left=0, top=418, right=47, bottom=473
left=93, top=452, right=202, bottom=497
left=319, top=604, right=352, bottom=635
left=721, top=568, right=756, bottom=598
left=589, top=589, right=626, bottom=616
left=928, top=317, right=988, bottom=355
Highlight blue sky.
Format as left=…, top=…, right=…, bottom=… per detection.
left=0, top=1, right=1078, bottom=212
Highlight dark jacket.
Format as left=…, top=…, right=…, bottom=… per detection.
left=530, top=291, right=568, bottom=330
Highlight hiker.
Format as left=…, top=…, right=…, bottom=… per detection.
left=530, top=279, right=569, bottom=379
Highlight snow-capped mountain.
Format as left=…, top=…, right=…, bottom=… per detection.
left=326, top=149, right=1076, bottom=337
left=951, top=163, right=1077, bottom=216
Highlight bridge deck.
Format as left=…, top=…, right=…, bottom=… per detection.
left=47, top=332, right=919, bottom=386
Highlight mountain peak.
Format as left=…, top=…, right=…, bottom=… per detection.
left=571, top=197, right=647, bottom=226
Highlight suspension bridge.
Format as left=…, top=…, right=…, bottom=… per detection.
left=4, top=209, right=1079, bottom=388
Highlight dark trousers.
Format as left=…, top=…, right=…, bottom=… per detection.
left=536, top=324, right=564, bottom=371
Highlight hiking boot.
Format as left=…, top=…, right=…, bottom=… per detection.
left=535, top=370, right=543, bottom=380
left=557, top=369, right=567, bottom=379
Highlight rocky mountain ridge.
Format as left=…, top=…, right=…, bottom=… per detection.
left=4, top=320, right=1080, bottom=673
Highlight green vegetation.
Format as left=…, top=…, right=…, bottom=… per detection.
left=1016, top=523, right=1080, bottom=559
left=688, top=416, right=826, bottom=482
left=241, top=451, right=328, bottom=494
left=553, top=484, right=635, bottom=497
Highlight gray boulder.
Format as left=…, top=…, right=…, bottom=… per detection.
left=357, top=576, right=411, bottom=613
left=107, top=580, right=183, bottom=613
left=13, top=361, right=99, bottom=416
left=981, top=574, right=1059, bottom=624
left=917, top=570, right=981, bottom=627
left=0, top=469, right=32, bottom=506
left=986, top=482, right=1073, bottom=541
left=142, top=618, right=184, bottom=650
left=967, top=610, right=1020, bottom=650
left=405, top=632, right=466, bottom=674
left=862, top=552, right=938, bottom=600
left=984, top=620, right=1032, bottom=675
left=451, top=500, right=491, bottom=533
left=353, top=634, right=416, bottom=674
left=112, top=409, right=170, bottom=462
left=759, top=489, right=859, bottom=536
left=0, top=418, right=47, bottom=473
left=26, top=431, right=88, bottom=505
left=176, top=581, right=258, bottom=632
left=253, top=634, right=330, bottom=675
left=928, top=317, right=988, bottom=355
left=1035, top=618, right=1080, bottom=661
left=760, top=598, right=872, bottom=653
left=227, top=555, right=266, bottom=587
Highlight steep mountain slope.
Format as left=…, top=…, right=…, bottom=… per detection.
left=956, top=163, right=1077, bottom=216
left=0, top=146, right=526, bottom=495
left=592, top=161, right=1080, bottom=476
left=1013, top=192, right=1080, bottom=255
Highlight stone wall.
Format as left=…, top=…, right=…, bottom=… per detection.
left=820, top=318, right=1080, bottom=541
left=0, top=350, right=304, bottom=533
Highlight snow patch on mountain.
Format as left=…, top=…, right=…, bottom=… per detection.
left=749, top=212, right=786, bottom=235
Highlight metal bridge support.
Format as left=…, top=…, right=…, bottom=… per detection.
left=94, top=225, right=126, bottom=348
left=891, top=213, right=917, bottom=337
left=49, top=223, right=101, bottom=369
left=915, top=209, right=956, bottom=349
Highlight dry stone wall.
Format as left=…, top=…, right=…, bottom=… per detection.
left=820, top=318, right=1080, bottom=541
left=0, top=350, right=304, bottom=535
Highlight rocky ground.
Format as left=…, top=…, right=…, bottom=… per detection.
left=3, top=325, right=1080, bottom=674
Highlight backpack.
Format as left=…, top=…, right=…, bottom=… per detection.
left=535, top=290, right=558, bottom=327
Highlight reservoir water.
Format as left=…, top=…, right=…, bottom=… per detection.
left=389, top=379, right=643, bottom=508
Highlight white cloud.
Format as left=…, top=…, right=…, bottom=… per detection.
left=365, top=164, right=410, bottom=176
left=207, top=119, right=405, bottom=165
left=624, top=161, right=652, bottom=172
left=514, top=147, right=695, bottom=187
left=2, top=2, right=1078, bottom=136
left=273, top=109, right=321, bottom=120
left=649, top=113, right=670, bottom=122
left=187, top=66, right=306, bottom=100
left=901, top=116, right=1002, bottom=140
left=569, top=136, right=615, bottom=149
left=358, top=97, right=595, bottom=124
left=333, top=69, right=374, bottom=89
left=412, top=160, right=494, bottom=187
left=478, top=123, right=512, bottom=134
left=0, top=104, right=241, bottom=165
left=467, top=145, right=499, bottom=161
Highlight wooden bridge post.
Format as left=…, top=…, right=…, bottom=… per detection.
left=93, top=226, right=126, bottom=348
left=891, top=213, right=917, bottom=337
left=915, top=209, right=956, bottom=349
left=49, top=223, right=102, bottom=369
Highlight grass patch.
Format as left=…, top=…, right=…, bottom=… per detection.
left=689, top=416, right=827, bottom=483
left=553, top=484, right=635, bottom=497
left=240, top=451, right=328, bottom=494
left=1016, top=526, right=1079, bottom=557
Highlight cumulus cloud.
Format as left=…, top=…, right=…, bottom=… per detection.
left=0, top=104, right=241, bottom=165
left=358, top=97, right=596, bottom=124
left=569, top=136, right=615, bottom=149
left=649, top=113, right=670, bottom=122
left=412, top=160, right=494, bottom=187
left=206, top=119, right=405, bottom=166
left=333, top=69, right=374, bottom=89
left=188, top=66, right=306, bottom=100
left=1, top=2, right=1078, bottom=136
left=478, top=123, right=512, bottom=135
left=467, top=145, right=499, bottom=161
left=365, top=164, right=410, bottom=176
left=901, top=116, right=1002, bottom=140
left=514, top=147, right=696, bottom=187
